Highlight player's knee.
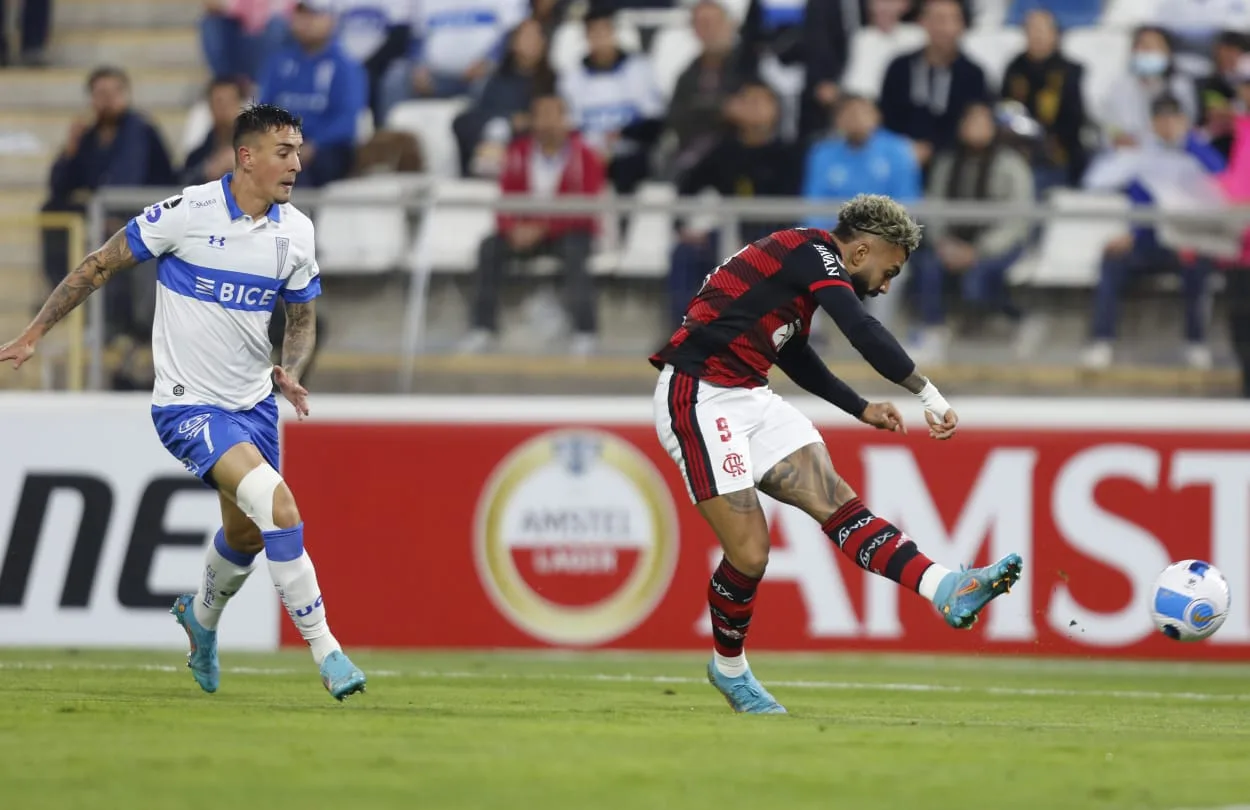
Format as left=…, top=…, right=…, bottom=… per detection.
left=235, top=464, right=301, bottom=531
left=728, top=546, right=769, bottom=579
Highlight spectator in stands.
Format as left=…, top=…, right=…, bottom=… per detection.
left=797, top=0, right=866, bottom=142
left=1152, top=0, right=1250, bottom=74
left=879, top=0, right=987, bottom=170
left=335, top=0, right=418, bottom=126
left=1001, top=8, right=1088, bottom=191
left=259, top=0, right=367, bottom=188
left=901, top=0, right=971, bottom=24
left=1080, top=94, right=1225, bottom=370
left=530, top=0, right=575, bottom=37
left=911, top=100, right=1035, bottom=363
left=1198, top=30, right=1247, bottom=160
left=736, top=0, right=807, bottom=139
left=1100, top=26, right=1197, bottom=149
left=657, top=0, right=746, bottom=180
left=460, top=92, right=605, bottom=356
left=379, top=0, right=527, bottom=115
left=181, top=78, right=246, bottom=185
left=452, top=17, right=555, bottom=178
left=557, top=5, right=664, bottom=194
left=40, top=66, right=176, bottom=388
left=0, top=0, right=52, bottom=66
left=839, top=0, right=920, bottom=100
left=802, top=94, right=921, bottom=230
left=201, top=0, right=292, bottom=86
left=1005, top=0, right=1101, bottom=29
left=667, top=81, right=800, bottom=327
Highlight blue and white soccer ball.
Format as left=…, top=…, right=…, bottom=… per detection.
left=1150, top=560, right=1231, bottom=642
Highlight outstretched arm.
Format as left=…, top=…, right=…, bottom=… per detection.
left=775, top=335, right=868, bottom=417
left=0, top=227, right=137, bottom=367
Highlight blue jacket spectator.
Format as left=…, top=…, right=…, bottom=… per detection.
left=259, top=0, right=367, bottom=187
left=879, top=0, right=987, bottom=169
left=802, top=95, right=921, bottom=231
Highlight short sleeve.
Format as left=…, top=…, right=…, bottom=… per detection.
left=282, top=252, right=322, bottom=304
left=790, top=238, right=854, bottom=295
left=125, top=193, right=188, bottom=262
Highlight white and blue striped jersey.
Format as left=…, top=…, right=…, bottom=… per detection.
left=124, top=174, right=321, bottom=412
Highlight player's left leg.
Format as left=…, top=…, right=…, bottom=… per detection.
left=750, top=401, right=1021, bottom=629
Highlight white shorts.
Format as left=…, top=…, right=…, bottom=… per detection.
left=653, top=364, right=825, bottom=504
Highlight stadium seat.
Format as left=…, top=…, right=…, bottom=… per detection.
left=1101, top=0, right=1161, bottom=28
left=410, top=177, right=499, bottom=274
left=649, top=24, right=701, bottom=101
left=550, top=18, right=644, bottom=76
left=839, top=24, right=927, bottom=100
left=1032, top=189, right=1131, bottom=287
left=181, top=100, right=212, bottom=158
left=962, top=27, right=1026, bottom=91
left=385, top=97, right=471, bottom=179
left=617, top=181, right=677, bottom=279
left=314, top=174, right=425, bottom=274
left=1006, top=0, right=1104, bottom=29
left=971, top=0, right=1010, bottom=30
left=1060, top=27, right=1131, bottom=119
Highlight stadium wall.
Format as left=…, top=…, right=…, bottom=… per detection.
left=2, top=393, right=1248, bottom=660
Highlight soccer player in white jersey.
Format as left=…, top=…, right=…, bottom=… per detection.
left=0, top=104, right=367, bottom=701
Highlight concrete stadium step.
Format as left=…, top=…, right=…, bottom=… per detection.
left=50, top=28, right=203, bottom=69
left=0, top=223, right=43, bottom=270
left=53, top=0, right=202, bottom=29
left=0, top=109, right=191, bottom=165
left=0, top=68, right=207, bottom=111
left=0, top=188, right=46, bottom=216
left=0, top=265, right=46, bottom=311
left=0, top=151, right=53, bottom=186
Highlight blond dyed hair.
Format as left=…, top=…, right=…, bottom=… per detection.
left=833, top=194, right=924, bottom=257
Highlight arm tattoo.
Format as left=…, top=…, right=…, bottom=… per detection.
left=29, top=227, right=136, bottom=338
left=899, top=372, right=929, bottom=395
left=280, top=301, right=317, bottom=380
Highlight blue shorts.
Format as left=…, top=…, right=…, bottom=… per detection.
left=152, top=395, right=280, bottom=487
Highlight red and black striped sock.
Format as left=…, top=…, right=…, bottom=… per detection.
left=708, top=557, right=759, bottom=658
left=821, top=498, right=934, bottom=592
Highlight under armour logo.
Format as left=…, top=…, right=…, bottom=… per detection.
left=208, top=235, right=226, bottom=248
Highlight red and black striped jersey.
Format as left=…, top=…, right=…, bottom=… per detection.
left=650, top=228, right=861, bottom=387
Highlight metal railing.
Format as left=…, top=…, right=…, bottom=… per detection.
left=2, top=212, right=87, bottom=391
left=73, top=184, right=1250, bottom=393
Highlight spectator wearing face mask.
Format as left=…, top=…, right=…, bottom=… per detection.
left=1198, top=29, right=1248, bottom=160
left=1080, top=94, right=1225, bottom=370
left=1100, top=26, right=1198, bottom=149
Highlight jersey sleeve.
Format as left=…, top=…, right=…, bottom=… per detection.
left=124, top=193, right=188, bottom=262
left=282, top=244, right=322, bottom=304
left=783, top=241, right=917, bottom=384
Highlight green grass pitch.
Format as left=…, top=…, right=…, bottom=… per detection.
left=0, top=649, right=1247, bottom=810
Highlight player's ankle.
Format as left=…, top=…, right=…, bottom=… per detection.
left=713, top=650, right=748, bottom=678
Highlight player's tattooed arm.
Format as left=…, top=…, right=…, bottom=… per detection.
left=29, top=227, right=137, bottom=339
left=898, top=372, right=929, bottom=395
left=280, top=301, right=317, bottom=380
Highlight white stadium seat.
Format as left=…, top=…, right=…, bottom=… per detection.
left=617, top=181, right=677, bottom=279
left=1031, top=189, right=1130, bottom=287
left=411, top=178, right=499, bottom=275
left=839, top=24, right=927, bottom=100
left=649, top=25, right=701, bottom=102
left=1101, top=0, right=1161, bottom=28
left=962, top=27, right=1026, bottom=91
left=550, top=19, right=643, bottom=76
left=971, top=0, right=1010, bottom=30
left=1060, top=27, right=1132, bottom=121
left=385, top=97, right=470, bottom=179
left=314, top=174, right=425, bottom=275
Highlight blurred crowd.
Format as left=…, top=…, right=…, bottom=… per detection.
left=17, top=0, right=1250, bottom=393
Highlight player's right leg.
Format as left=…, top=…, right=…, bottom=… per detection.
left=653, top=365, right=785, bottom=714
left=208, top=442, right=366, bottom=701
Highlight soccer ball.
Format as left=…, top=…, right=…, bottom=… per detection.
left=1150, top=560, right=1231, bottom=642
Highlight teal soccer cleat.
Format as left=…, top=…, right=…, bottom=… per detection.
left=320, top=650, right=367, bottom=701
left=933, top=553, right=1024, bottom=629
left=170, top=594, right=219, bottom=693
left=706, top=658, right=787, bottom=714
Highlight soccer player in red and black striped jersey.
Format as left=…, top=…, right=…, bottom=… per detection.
left=650, top=194, right=1023, bottom=714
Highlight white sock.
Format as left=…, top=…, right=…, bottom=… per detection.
left=269, top=550, right=342, bottom=666
left=714, top=650, right=748, bottom=678
left=192, top=529, right=256, bottom=631
left=919, top=564, right=954, bottom=602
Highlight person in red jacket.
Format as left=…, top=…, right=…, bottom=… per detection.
left=460, top=91, right=607, bottom=356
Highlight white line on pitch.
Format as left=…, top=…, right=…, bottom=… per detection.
left=2, top=661, right=1247, bottom=703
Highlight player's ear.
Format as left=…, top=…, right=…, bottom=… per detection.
left=853, top=241, right=870, bottom=268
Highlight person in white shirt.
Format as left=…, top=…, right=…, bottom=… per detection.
left=0, top=103, right=368, bottom=703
